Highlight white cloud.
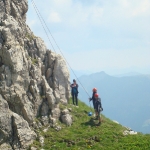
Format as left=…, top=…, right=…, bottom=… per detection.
left=53, top=0, right=72, bottom=7
left=27, top=0, right=150, bottom=75
left=38, top=0, right=104, bottom=27
left=48, top=12, right=61, bottom=23
left=119, top=0, right=130, bottom=7
left=28, top=0, right=150, bottom=29
left=131, top=0, right=150, bottom=17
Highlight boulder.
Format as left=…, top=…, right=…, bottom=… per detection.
left=62, top=109, right=69, bottom=115
left=61, top=114, right=72, bottom=126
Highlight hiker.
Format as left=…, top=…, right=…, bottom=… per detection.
left=89, top=88, right=97, bottom=116
left=94, top=93, right=103, bottom=126
left=70, top=79, right=79, bottom=106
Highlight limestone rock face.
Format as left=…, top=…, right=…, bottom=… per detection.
left=0, top=0, right=71, bottom=149
left=0, top=95, right=12, bottom=146
left=0, top=0, right=28, bottom=22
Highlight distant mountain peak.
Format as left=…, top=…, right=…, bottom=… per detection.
left=90, top=71, right=110, bottom=78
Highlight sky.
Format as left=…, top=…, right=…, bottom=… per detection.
left=26, top=0, right=150, bottom=77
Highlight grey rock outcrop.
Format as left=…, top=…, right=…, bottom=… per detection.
left=61, top=109, right=73, bottom=126
left=0, top=0, right=71, bottom=149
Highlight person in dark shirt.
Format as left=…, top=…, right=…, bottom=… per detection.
left=70, top=79, right=79, bottom=106
left=89, top=88, right=97, bottom=117
left=94, top=93, right=103, bottom=126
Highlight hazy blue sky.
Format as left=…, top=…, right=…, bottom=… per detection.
left=27, top=0, right=150, bottom=76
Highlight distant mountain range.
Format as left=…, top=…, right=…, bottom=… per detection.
left=77, top=71, right=150, bottom=133
left=113, top=72, right=143, bottom=77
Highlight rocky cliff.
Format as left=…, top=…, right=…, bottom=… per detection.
left=0, top=0, right=71, bottom=149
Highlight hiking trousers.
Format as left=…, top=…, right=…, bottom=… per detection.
left=93, top=100, right=96, bottom=109
left=72, top=93, right=78, bottom=106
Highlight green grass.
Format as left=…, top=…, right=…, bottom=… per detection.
left=30, top=99, right=150, bottom=150
left=25, top=33, right=35, bottom=41
left=31, top=58, right=38, bottom=65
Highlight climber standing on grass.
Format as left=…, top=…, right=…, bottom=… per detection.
left=89, top=88, right=97, bottom=117
left=70, top=79, right=79, bottom=106
left=94, top=93, right=103, bottom=126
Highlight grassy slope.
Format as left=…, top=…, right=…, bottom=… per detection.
left=31, top=100, right=150, bottom=150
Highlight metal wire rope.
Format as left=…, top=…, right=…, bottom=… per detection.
left=31, top=0, right=91, bottom=98
left=31, top=0, right=56, bottom=53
